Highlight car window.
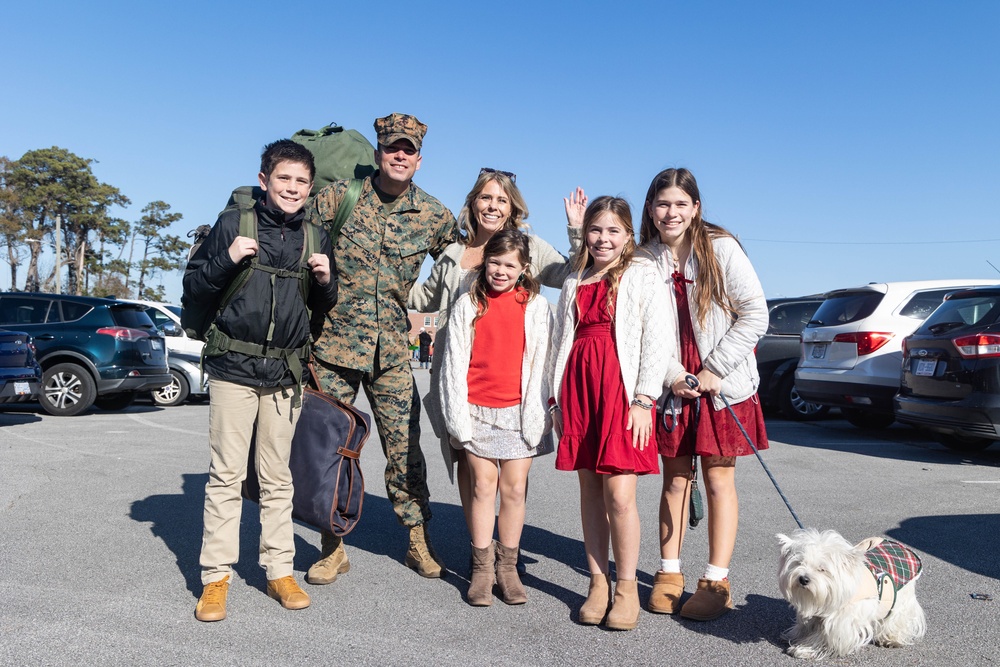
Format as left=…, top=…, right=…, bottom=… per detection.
left=922, top=295, right=1000, bottom=329
left=0, top=296, right=51, bottom=325
left=110, top=306, right=156, bottom=329
left=165, top=305, right=182, bottom=318
left=806, top=292, right=882, bottom=327
left=56, top=300, right=93, bottom=322
left=898, top=289, right=959, bottom=319
left=143, top=307, right=173, bottom=329
left=768, top=301, right=822, bottom=335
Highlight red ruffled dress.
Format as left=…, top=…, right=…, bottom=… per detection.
left=656, top=271, right=768, bottom=457
left=556, top=280, right=659, bottom=475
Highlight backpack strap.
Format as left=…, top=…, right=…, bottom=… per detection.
left=330, top=178, right=363, bottom=241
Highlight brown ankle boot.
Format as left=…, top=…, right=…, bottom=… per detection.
left=467, top=544, right=495, bottom=606
left=606, top=578, right=640, bottom=630
left=577, top=573, right=612, bottom=625
left=647, top=571, right=685, bottom=614
left=307, top=531, right=350, bottom=585
left=679, top=578, right=733, bottom=621
left=495, top=542, right=527, bottom=605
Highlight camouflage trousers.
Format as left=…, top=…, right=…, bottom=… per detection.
left=313, top=356, right=431, bottom=527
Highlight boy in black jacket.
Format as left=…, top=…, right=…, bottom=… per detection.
left=184, top=140, right=337, bottom=622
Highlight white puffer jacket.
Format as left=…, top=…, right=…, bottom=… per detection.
left=440, top=291, right=553, bottom=448
left=547, top=255, right=675, bottom=408
left=649, top=236, right=768, bottom=410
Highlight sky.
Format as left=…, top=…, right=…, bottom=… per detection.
left=3, top=0, right=999, bottom=303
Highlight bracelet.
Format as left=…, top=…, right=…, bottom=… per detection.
left=547, top=404, right=561, bottom=414
left=631, top=397, right=653, bottom=410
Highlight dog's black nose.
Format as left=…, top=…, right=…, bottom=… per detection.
left=798, top=575, right=810, bottom=586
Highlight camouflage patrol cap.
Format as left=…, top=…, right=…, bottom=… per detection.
left=374, top=113, right=427, bottom=151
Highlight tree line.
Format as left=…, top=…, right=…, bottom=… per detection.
left=0, top=146, right=189, bottom=301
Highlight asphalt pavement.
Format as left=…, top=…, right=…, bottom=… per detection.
left=1, top=369, right=998, bottom=666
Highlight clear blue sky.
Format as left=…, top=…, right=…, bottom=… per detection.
left=4, top=0, right=999, bottom=302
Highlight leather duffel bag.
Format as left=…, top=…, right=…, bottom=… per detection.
left=243, top=370, right=372, bottom=536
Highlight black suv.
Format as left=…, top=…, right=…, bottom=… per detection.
left=895, top=286, right=1000, bottom=452
left=0, top=293, right=171, bottom=416
left=757, top=296, right=829, bottom=420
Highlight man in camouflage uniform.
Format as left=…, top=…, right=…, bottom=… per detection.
left=306, top=113, right=457, bottom=581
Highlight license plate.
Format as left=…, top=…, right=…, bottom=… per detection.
left=811, top=343, right=828, bottom=359
left=151, top=339, right=163, bottom=350
left=14, top=381, right=29, bottom=395
left=915, top=359, right=936, bottom=376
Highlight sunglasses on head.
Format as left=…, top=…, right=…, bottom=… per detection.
left=480, top=167, right=516, bottom=183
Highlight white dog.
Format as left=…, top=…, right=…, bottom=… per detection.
left=776, top=528, right=926, bottom=660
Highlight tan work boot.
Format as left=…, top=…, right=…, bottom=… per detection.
left=195, top=575, right=230, bottom=622
left=606, top=578, right=640, bottom=631
left=266, top=576, right=311, bottom=610
left=307, top=532, right=350, bottom=585
left=494, top=542, right=527, bottom=605
left=577, top=573, right=612, bottom=625
left=405, top=524, right=445, bottom=578
left=467, top=543, right=495, bottom=606
left=647, top=571, right=685, bottom=614
left=679, top=578, right=733, bottom=621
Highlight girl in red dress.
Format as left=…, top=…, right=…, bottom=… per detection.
left=548, top=196, right=673, bottom=631
left=639, top=168, right=769, bottom=622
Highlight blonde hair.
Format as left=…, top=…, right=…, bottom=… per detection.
left=458, top=171, right=529, bottom=245
left=573, top=196, right=636, bottom=314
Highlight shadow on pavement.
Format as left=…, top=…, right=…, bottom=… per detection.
left=889, top=514, right=1000, bottom=580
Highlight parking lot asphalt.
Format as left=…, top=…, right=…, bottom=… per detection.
left=1, top=369, right=998, bottom=667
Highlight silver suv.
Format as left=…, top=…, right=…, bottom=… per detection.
left=795, top=279, right=998, bottom=429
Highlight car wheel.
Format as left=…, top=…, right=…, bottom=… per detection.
left=94, top=392, right=136, bottom=411
left=41, top=363, right=97, bottom=417
left=936, top=433, right=995, bottom=452
left=778, top=375, right=830, bottom=421
left=151, top=370, right=190, bottom=407
left=841, top=407, right=895, bottom=429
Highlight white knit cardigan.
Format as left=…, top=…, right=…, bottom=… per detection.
left=647, top=236, right=768, bottom=410
left=547, top=255, right=676, bottom=409
left=440, top=291, right=553, bottom=449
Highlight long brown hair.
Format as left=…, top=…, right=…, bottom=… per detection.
left=458, top=171, right=529, bottom=245
left=573, top=196, right=636, bottom=314
left=639, top=168, right=739, bottom=326
left=469, top=229, right=539, bottom=325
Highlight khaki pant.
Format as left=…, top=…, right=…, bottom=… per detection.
left=199, top=378, right=300, bottom=584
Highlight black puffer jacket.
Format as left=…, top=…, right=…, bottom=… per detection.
left=183, top=200, right=338, bottom=387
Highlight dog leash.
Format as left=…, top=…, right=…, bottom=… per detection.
left=718, top=389, right=805, bottom=530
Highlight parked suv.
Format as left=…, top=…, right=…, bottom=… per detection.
left=0, top=328, right=43, bottom=404
left=757, top=296, right=829, bottom=420
left=796, top=280, right=997, bottom=429
left=0, top=293, right=171, bottom=416
left=895, top=286, right=1000, bottom=452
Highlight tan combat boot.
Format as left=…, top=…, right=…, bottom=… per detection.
left=307, top=531, right=350, bottom=585
left=195, top=575, right=230, bottom=622
left=405, top=523, right=445, bottom=578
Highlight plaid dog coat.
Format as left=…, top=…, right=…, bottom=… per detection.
left=863, top=539, right=922, bottom=616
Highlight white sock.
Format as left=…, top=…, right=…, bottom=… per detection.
left=660, top=559, right=681, bottom=574
left=704, top=564, right=729, bottom=581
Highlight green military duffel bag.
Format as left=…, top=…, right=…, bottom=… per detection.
left=291, top=123, right=377, bottom=196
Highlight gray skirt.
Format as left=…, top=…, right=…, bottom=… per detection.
left=463, top=404, right=553, bottom=460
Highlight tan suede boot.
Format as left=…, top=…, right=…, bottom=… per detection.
left=495, top=542, right=527, bottom=605
left=406, top=524, right=445, bottom=578
left=606, top=578, right=640, bottom=631
left=679, top=578, right=733, bottom=621
left=467, top=544, right=495, bottom=606
left=647, top=571, right=685, bottom=614
left=577, top=573, right=612, bottom=625
left=307, top=531, right=350, bottom=585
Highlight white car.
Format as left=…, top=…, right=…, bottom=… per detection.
left=795, top=279, right=998, bottom=429
left=119, top=299, right=208, bottom=406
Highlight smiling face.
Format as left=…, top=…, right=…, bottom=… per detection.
left=484, top=248, right=525, bottom=293
left=585, top=211, right=629, bottom=271
left=473, top=180, right=512, bottom=239
left=258, top=160, right=312, bottom=215
left=646, top=186, right=700, bottom=248
left=375, top=139, right=422, bottom=193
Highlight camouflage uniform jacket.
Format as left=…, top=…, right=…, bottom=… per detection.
left=307, top=174, right=457, bottom=372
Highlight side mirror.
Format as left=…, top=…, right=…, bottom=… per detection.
left=161, top=321, right=182, bottom=337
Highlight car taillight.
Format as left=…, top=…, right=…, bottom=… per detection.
left=952, top=333, right=1000, bottom=359
left=97, top=327, right=150, bottom=341
left=833, top=332, right=893, bottom=356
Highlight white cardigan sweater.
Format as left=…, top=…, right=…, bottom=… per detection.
left=440, top=291, right=553, bottom=449
left=648, top=236, right=768, bottom=410
left=547, top=255, right=675, bottom=409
